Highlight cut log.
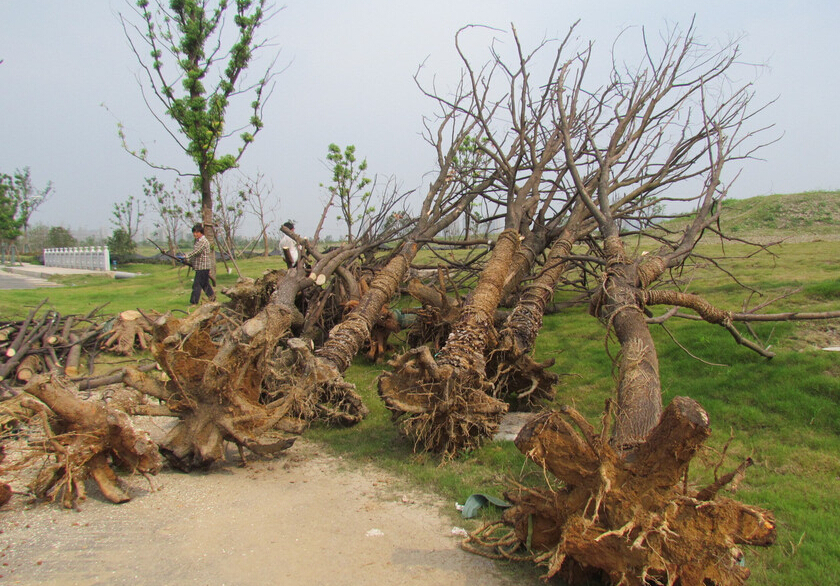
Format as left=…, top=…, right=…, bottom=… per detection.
left=16, top=355, right=43, bottom=382
left=64, top=333, right=82, bottom=377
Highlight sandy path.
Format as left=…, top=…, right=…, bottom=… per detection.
left=0, top=440, right=522, bottom=586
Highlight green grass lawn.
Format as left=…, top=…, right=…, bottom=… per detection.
left=1, top=237, right=838, bottom=585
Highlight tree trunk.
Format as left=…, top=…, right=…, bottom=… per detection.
left=589, top=236, right=662, bottom=447
left=200, top=169, right=217, bottom=280
left=316, top=241, right=417, bottom=373
left=487, top=230, right=577, bottom=408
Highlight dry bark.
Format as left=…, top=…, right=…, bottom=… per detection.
left=485, top=224, right=583, bottom=409
left=589, top=236, right=664, bottom=447
left=316, top=243, right=416, bottom=372
left=22, top=373, right=162, bottom=508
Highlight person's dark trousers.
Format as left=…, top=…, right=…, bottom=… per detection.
left=191, top=269, right=214, bottom=304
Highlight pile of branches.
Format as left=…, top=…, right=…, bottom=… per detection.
left=0, top=301, right=161, bottom=399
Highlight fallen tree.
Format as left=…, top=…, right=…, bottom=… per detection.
left=379, top=24, right=586, bottom=455
left=21, top=373, right=161, bottom=508
left=464, top=22, right=787, bottom=583
left=121, top=303, right=305, bottom=471
left=116, top=71, right=493, bottom=470
left=465, top=399, right=776, bottom=585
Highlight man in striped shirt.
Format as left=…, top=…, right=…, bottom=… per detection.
left=184, top=223, right=215, bottom=304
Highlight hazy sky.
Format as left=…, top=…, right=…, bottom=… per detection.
left=1, top=1, right=838, bottom=239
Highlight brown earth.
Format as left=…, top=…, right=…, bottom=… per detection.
left=0, top=438, right=523, bottom=586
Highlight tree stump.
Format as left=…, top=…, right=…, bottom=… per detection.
left=100, top=310, right=160, bottom=356
left=23, top=373, right=162, bottom=508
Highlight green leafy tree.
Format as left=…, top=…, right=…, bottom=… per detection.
left=111, top=194, right=146, bottom=242
left=120, top=0, right=278, bottom=258
left=107, top=228, right=136, bottom=257
left=46, top=226, right=77, bottom=249
left=320, top=144, right=373, bottom=243
left=0, top=174, right=23, bottom=242
left=8, top=167, right=53, bottom=248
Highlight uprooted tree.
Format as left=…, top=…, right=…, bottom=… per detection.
left=465, top=22, right=794, bottom=585
left=22, top=373, right=162, bottom=508
left=119, top=70, right=498, bottom=470
left=378, top=24, right=590, bottom=455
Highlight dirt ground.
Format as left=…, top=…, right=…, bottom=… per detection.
left=0, top=437, right=525, bottom=586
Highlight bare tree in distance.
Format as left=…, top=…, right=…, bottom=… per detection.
left=239, top=171, right=277, bottom=257
left=143, top=176, right=188, bottom=261
left=110, top=193, right=146, bottom=243
left=212, top=176, right=247, bottom=276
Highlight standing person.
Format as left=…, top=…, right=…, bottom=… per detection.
left=183, top=223, right=215, bottom=304
left=278, top=221, right=300, bottom=269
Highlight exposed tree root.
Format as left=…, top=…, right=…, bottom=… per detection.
left=404, top=277, right=461, bottom=351
left=378, top=346, right=507, bottom=456
left=463, top=397, right=775, bottom=585
left=129, top=303, right=304, bottom=471
left=222, top=269, right=284, bottom=319
left=485, top=337, right=558, bottom=411
left=22, top=373, right=162, bottom=508
left=262, top=338, right=369, bottom=427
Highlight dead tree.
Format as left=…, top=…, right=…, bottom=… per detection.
left=467, top=23, right=783, bottom=584
left=378, top=24, right=585, bottom=455
left=485, top=204, right=593, bottom=409
left=299, top=99, right=492, bottom=407
left=240, top=170, right=277, bottom=258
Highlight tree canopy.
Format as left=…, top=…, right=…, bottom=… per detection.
left=121, top=0, right=279, bottom=242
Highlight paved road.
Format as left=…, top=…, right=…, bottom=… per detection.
left=0, top=269, right=61, bottom=289
left=0, top=263, right=127, bottom=290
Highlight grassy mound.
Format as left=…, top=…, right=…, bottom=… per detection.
left=720, top=190, right=840, bottom=240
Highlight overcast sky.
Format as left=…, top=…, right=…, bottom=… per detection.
left=1, top=1, right=838, bottom=239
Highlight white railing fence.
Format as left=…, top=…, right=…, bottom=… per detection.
left=43, top=247, right=111, bottom=271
